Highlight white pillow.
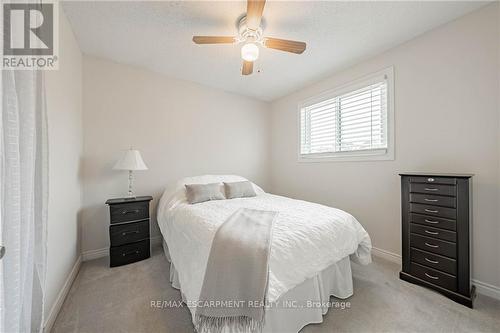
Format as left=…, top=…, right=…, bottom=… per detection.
left=158, top=175, right=265, bottom=213
left=224, top=181, right=257, bottom=199
left=185, top=183, right=225, bottom=204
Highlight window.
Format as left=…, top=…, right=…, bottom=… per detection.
left=299, top=68, right=394, bottom=161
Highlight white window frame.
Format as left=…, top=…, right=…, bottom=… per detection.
left=297, top=67, right=395, bottom=162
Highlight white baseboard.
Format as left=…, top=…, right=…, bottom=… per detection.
left=82, top=247, right=108, bottom=261
left=151, top=235, right=162, bottom=246
left=370, top=247, right=500, bottom=301
left=371, top=246, right=402, bottom=265
left=44, top=256, right=82, bottom=333
left=81, top=236, right=163, bottom=262
left=472, top=279, right=500, bottom=301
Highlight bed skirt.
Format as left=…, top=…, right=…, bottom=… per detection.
left=162, top=239, right=354, bottom=333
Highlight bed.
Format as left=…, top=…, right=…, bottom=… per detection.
left=157, top=175, right=372, bottom=332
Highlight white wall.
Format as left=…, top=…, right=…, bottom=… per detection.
left=81, top=56, right=270, bottom=254
left=44, top=5, right=83, bottom=326
left=497, top=0, right=500, bottom=295
left=270, top=4, right=500, bottom=289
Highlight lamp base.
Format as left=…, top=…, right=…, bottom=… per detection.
left=127, top=170, right=135, bottom=198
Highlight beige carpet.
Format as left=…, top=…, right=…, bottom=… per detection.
left=52, top=245, right=500, bottom=333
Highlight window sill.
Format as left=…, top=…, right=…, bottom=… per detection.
left=298, top=148, right=394, bottom=163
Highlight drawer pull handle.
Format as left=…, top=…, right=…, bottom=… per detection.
left=424, top=219, right=439, bottom=224
left=424, top=198, right=438, bottom=202
left=122, top=250, right=140, bottom=257
left=425, top=242, right=439, bottom=248
left=122, top=209, right=140, bottom=215
left=424, top=188, right=438, bottom=191
left=424, top=230, right=439, bottom=235
left=425, top=209, right=438, bottom=213
left=425, top=273, right=439, bottom=280
left=122, top=230, right=140, bottom=236
left=425, top=258, right=439, bottom=264
left=427, top=178, right=435, bottom=182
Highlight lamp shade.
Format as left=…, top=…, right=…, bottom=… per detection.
left=113, top=149, right=148, bottom=171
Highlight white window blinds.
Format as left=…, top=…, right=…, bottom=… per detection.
left=300, top=77, right=388, bottom=157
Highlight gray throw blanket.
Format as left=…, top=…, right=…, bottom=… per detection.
left=194, top=208, right=277, bottom=333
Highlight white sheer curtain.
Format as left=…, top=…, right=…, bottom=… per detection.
left=0, top=68, right=49, bottom=332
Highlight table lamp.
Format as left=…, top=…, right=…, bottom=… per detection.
left=113, top=149, right=148, bottom=198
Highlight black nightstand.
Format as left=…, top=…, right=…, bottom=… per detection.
left=105, top=196, right=153, bottom=267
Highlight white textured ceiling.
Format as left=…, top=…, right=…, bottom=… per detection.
left=63, top=1, right=489, bottom=101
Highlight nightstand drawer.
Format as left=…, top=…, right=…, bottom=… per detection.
left=110, top=239, right=150, bottom=267
left=110, top=201, right=149, bottom=223
left=110, top=220, right=149, bottom=247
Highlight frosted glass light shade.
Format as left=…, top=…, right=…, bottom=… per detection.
left=241, top=43, right=259, bottom=62
left=113, top=149, right=148, bottom=171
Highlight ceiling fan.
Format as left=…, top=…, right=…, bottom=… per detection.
left=192, top=0, right=306, bottom=76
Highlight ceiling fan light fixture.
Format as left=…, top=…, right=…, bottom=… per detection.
left=241, top=42, right=259, bottom=62
left=192, top=0, right=307, bottom=76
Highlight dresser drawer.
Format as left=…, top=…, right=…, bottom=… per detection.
left=411, top=248, right=457, bottom=275
left=409, top=193, right=456, bottom=208
left=410, top=203, right=456, bottom=219
left=410, top=213, right=456, bottom=231
left=410, top=183, right=456, bottom=197
left=409, top=176, right=456, bottom=185
left=110, top=220, right=149, bottom=247
left=410, top=233, right=456, bottom=258
left=110, top=201, right=149, bottom=224
left=110, top=239, right=150, bottom=267
left=410, top=223, right=456, bottom=242
left=410, top=263, right=457, bottom=292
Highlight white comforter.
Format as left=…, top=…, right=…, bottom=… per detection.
left=157, top=175, right=372, bottom=308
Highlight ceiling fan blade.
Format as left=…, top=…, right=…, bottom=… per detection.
left=246, top=0, right=266, bottom=31
left=242, top=61, right=253, bottom=75
left=192, top=36, right=236, bottom=44
left=264, top=37, right=306, bottom=54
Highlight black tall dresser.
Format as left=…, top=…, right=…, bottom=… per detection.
left=399, top=173, right=475, bottom=307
